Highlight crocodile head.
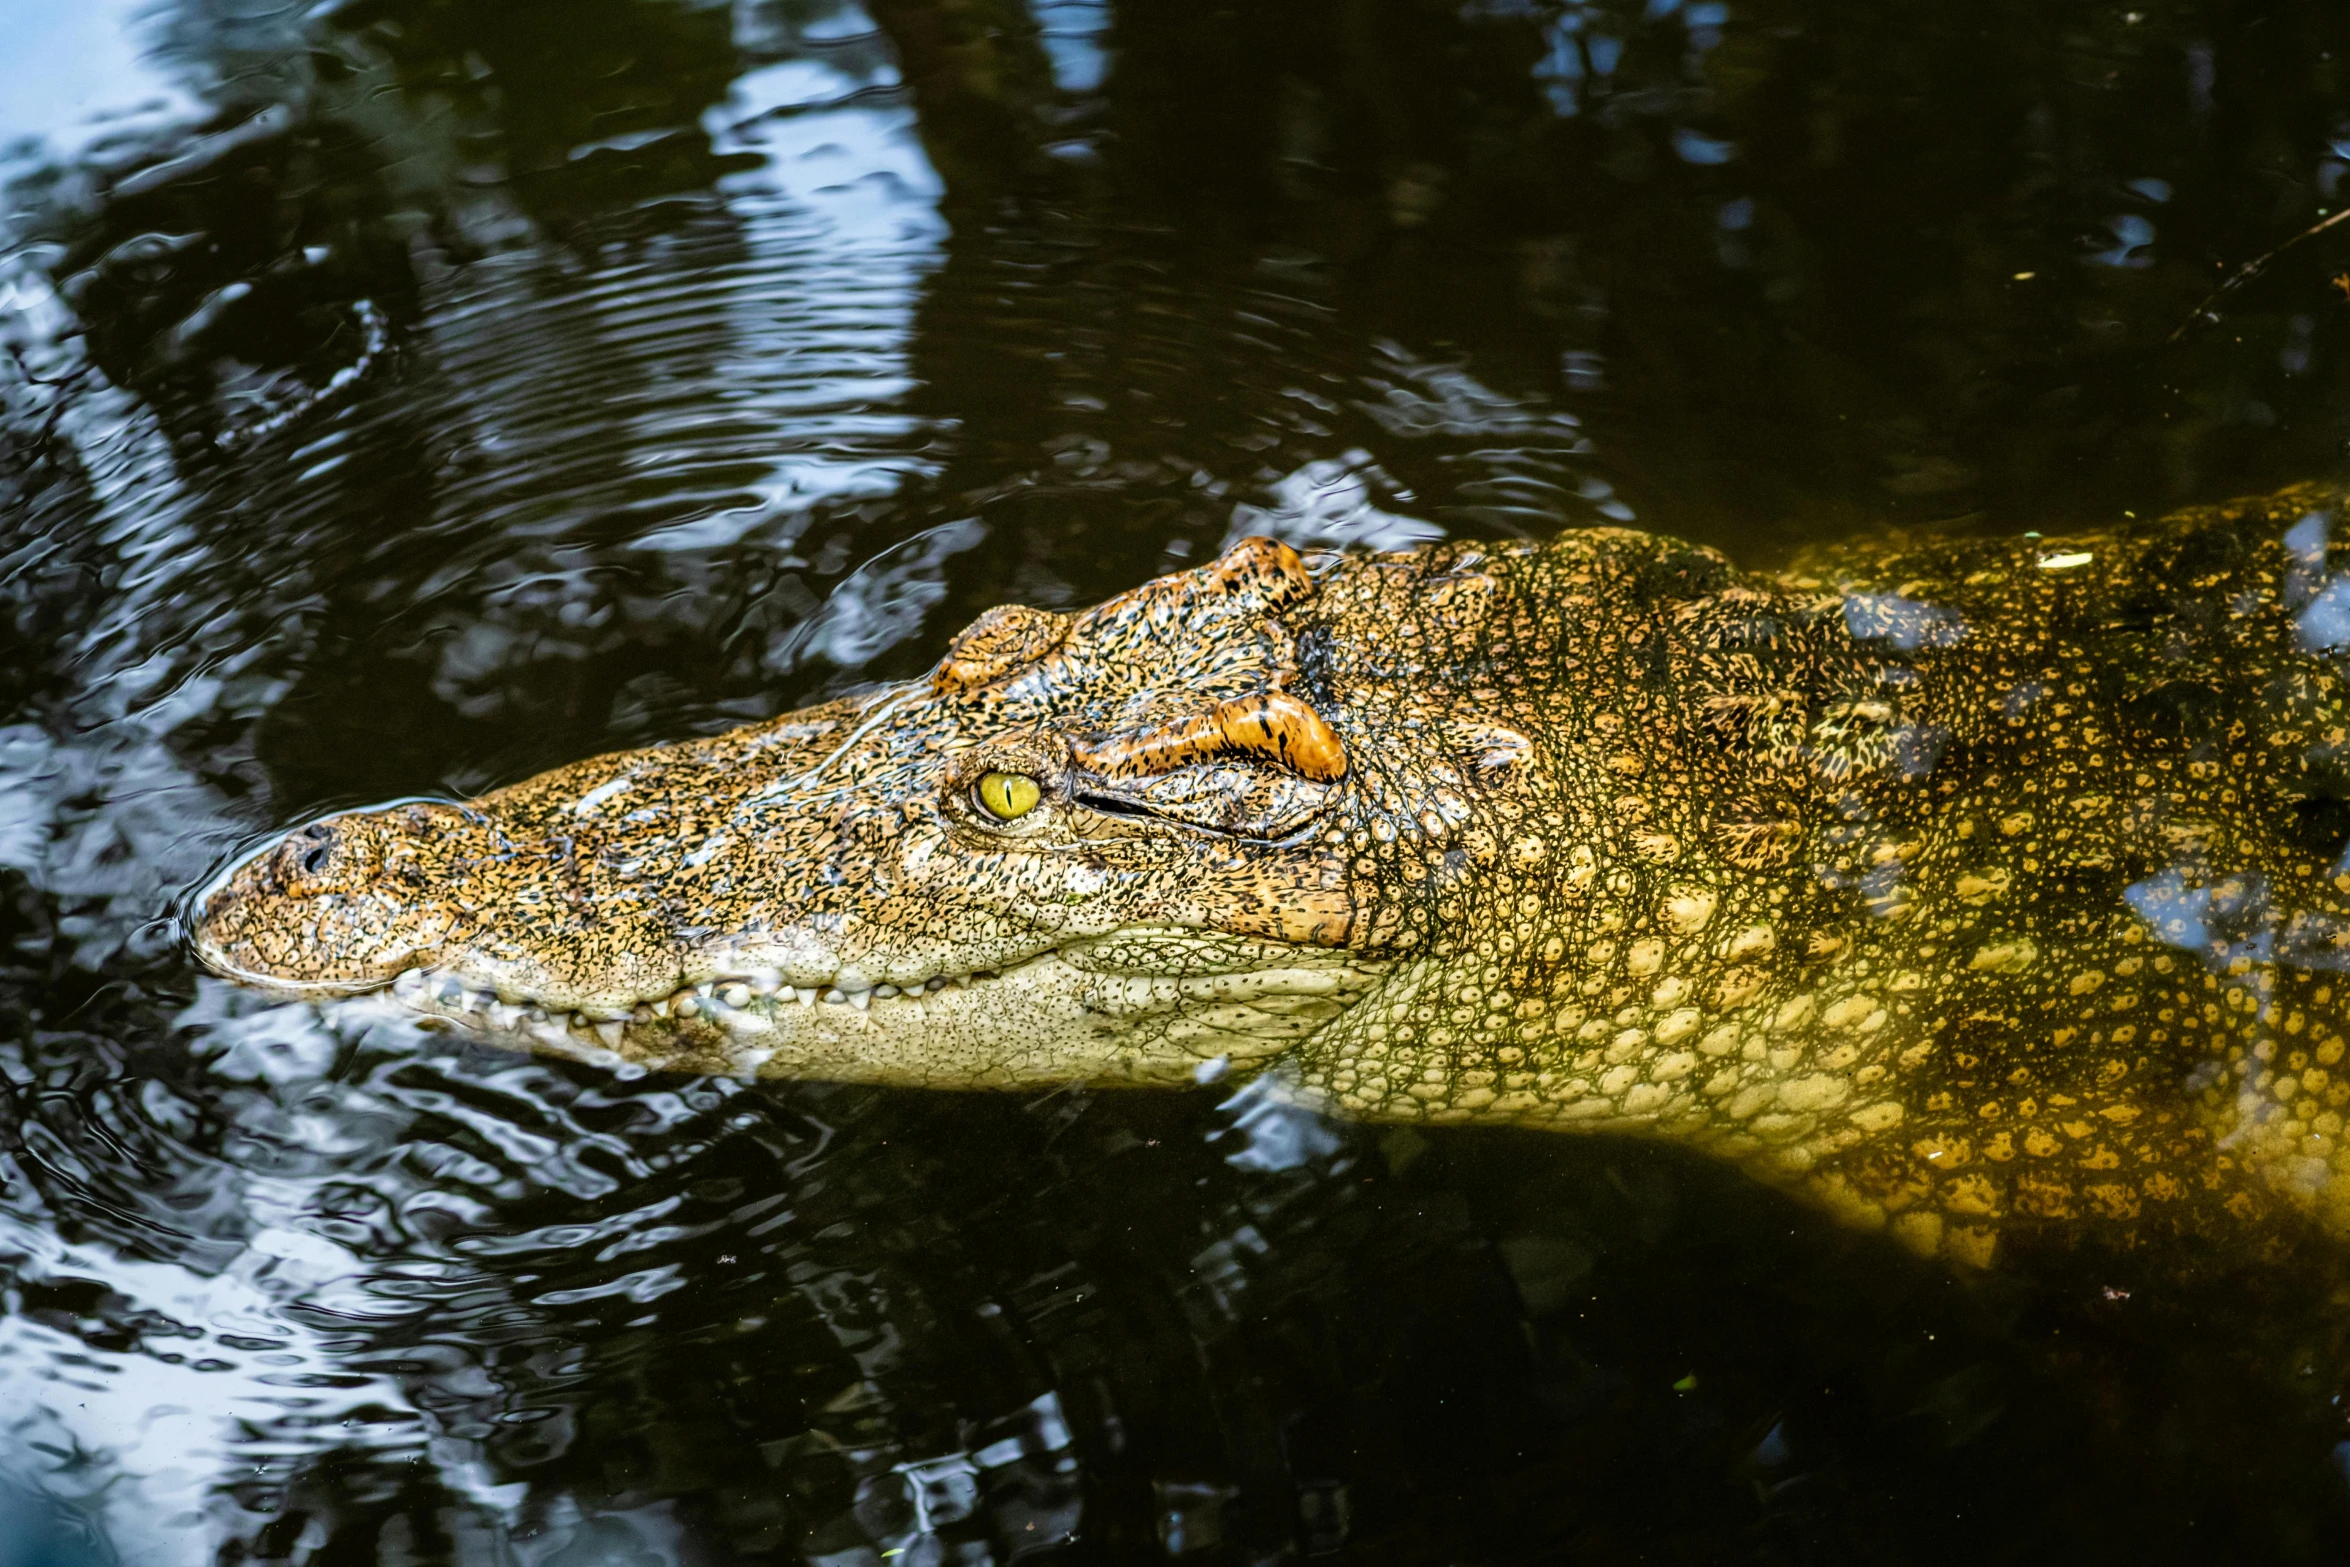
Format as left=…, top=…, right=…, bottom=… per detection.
left=193, top=537, right=1405, bottom=1086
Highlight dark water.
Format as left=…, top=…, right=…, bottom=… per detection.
left=10, top=0, right=2350, bottom=1560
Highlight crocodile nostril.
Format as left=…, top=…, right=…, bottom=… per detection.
left=277, top=821, right=345, bottom=889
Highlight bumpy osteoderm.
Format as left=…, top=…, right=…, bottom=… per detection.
left=197, top=488, right=2350, bottom=1264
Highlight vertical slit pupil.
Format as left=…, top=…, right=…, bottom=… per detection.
left=979, top=772, right=1038, bottom=819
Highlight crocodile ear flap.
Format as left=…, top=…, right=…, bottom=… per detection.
left=1073, top=691, right=1347, bottom=783
left=934, top=604, right=1071, bottom=692
left=1202, top=536, right=1317, bottom=617
left=1214, top=692, right=1346, bottom=780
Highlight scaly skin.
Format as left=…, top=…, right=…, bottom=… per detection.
left=195, top=483, right=2350, bottom=1266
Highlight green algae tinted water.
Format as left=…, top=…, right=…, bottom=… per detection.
left=9, top=0, right=2350, bottom=1560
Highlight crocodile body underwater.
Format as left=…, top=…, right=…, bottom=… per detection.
left=196, top=483, right=2350, bottom=1267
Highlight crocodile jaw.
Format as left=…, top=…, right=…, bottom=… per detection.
left=370, top=938, right=1389, bottom=1086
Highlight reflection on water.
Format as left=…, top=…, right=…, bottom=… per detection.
left=12, top=0, right=2350, bottom=1560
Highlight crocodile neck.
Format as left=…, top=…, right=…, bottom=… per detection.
left=1286, top=505, right=2341, bottom=1265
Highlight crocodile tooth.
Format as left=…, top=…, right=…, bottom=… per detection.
left=676, top=994, right=701, bottom=1018
left=488, top=1002, right=522, bottom=1030
left=822, top=988, right=846, bottom=1004
left=437, top=978, right=467, bottom=1005
left=593, top=1020, right=625, bottom=1048
left=526, top=1006, right=550, bottom=1023
left=393, top=970, right=427, bottom=1001
left=650, top=997, right=672, bottom=1019
left=795, top=987, right=818, bottom=1007
left=926, top=976, right=948, bottom=992
left=632, top=1004, right=657, bottom=1024
left=721, top=984, right=752, bottom=1009
left=873, top=984, right=899, bottom=1000
left=694, top=982, right=716, bottom=999
left=849, top=990, right=871, bottom=1011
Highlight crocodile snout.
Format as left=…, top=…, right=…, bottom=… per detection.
left=193, top=801, right=478, bottom=995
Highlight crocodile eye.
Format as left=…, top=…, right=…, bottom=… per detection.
left=974, top=771, right=1042, bottom=821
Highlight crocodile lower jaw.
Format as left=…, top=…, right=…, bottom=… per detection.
left=383, top=950, right=1047, bottom=1053
left=364, top=943, right=1388, bottom=1085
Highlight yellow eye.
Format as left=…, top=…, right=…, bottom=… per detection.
left=975, top=771, right=1042, bottom=821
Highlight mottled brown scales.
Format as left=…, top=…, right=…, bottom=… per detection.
left=196, top=487, right=2350, bottom=1268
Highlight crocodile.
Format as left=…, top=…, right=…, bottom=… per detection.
left=194, top=483, right=2350, bottom=1266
